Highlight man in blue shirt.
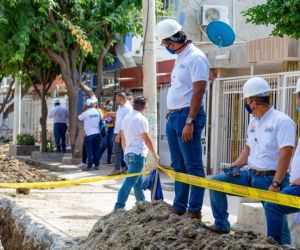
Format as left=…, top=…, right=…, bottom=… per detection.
left=48, top=99, right=68, bottom=153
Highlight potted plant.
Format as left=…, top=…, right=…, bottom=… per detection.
left=9, top=134, right=40, bottom=156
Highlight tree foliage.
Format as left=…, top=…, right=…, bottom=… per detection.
left=243, top=0, right=300, bottom=39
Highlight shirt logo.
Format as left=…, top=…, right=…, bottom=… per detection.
left=89, top=114, right=99, bottom=118
left=179, top=64, right=186, bottom=69
left=249, top=124, right=256, bottom=133
left=265, top=126, right=274, bottom=133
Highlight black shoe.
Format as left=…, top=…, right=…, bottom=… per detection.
left=121, top=167, right=128, bottom=174
left=93, top=165, right=99, bottom=170
left=82, top=167, right=93, bottom=171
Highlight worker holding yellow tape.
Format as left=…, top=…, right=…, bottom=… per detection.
left=207, top=77, right=296, bottom=245
left=264, top=78, right=300, bottom=245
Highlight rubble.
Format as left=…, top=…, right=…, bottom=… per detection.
left=79, top=201, right=297, bottom=250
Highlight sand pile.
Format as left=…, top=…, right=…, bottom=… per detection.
left=79, top=201, right=296, bottom=250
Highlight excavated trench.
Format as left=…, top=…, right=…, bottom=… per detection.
left=0, top=198, right=76, bottom=250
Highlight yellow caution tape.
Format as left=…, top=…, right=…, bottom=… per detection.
left=1, top=163, right=299, bottom=209
left=0, top=171, right=149, bottom=189
left=158, top=165, right=300, bottom=209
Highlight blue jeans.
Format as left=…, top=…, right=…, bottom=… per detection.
left=85, top=133, right=101, bottom=168
left=114, top=134, right=127, bottom=171
left=209, top=170, right=291, bottom=244
left=114, top=153, right=146, bottom=209
left=53, top=123, right=67, bottom=153
left=100, top=127, right=114, bottom=163
left=265, top=185, right=300, bottom=244
left=166, top=106, right=206, bottom=213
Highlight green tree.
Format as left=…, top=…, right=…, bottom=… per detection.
left=0, top=0, right=142, bottom=153
left=24, top=48, right=60, bottom=152
left=243, top=0, right=300, bottom=39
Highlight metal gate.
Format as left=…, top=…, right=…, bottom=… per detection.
left=21, top=96, right=69, bottom=139
left=211, top=71, right=300, bottom=172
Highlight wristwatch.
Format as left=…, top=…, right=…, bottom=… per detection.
left=186, top=117, right=194, bottom=124
left=271, top=180, right=281, bottom=188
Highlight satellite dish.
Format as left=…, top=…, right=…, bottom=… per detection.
left=206, top=20, right=235, bottom=48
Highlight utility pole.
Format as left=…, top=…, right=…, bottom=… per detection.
left=142, top=0, right=157, bottom=152
left=142, top=0, right=158, bottom=201
left=13, top=78, right=21, bottom=144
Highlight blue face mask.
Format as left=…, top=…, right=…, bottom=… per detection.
left=244, top=102, right=253, bottom=114
left=106, top=105, right=113, bottom=111
left=297, top=107, right=300, bottom=113
left=166, top=47, right=176, bottom=54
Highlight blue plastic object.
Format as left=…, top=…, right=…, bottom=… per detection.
left=142, top=169, right=164, bottom=201
left=206, top=20, right=235, bottom=47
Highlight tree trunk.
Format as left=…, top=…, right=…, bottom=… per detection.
left=67, top=86, right=79, bottom=156
left=40, top=91, right=48, bottom=152
left=95, top=58, right=104, bottom=97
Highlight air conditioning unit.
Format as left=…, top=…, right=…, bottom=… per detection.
left=201, top=5, right=229, bottom=26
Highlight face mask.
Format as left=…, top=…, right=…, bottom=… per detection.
left=244, top=102, right=253, bottom=114
left=106, top=105, right=113, bottom=111
left=297, top=108, right=300, bottom=113
left=166, top=47, right=176, bottom=54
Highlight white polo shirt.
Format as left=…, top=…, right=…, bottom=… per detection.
left=167, top=43, right=209, bottom=110
left=290, top=138, right=300, bottom=183
left=121, top=110, right=149, bottom=157
left=78, top=108, right=101, bottom=136
left=114, top=101, right=133, bottom=134
left=246, top=107, right=295, bottom=171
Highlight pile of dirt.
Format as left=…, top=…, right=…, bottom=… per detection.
left=0, top=144, right=9, bottom=156
left=0, top=144, right=62, bottom=183
left=79, top=202, right=296, bottom=250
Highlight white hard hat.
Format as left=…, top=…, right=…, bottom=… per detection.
left=91, top=96, right=98, bottom=103
left=156, top=19, right=182, bottom=41
left=86, top=98, right=94, bottom=106
left=293, top=78, right=300, bottom=93
left=242, top=77, right=271, bottom=99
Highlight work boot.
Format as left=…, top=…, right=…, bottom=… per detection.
left=169, top=207, right=185, bottom=216
left=204, top=224, right=230, bottom=234
left=187, top=211, right=202, bottom=220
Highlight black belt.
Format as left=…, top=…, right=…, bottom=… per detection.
left=169, top=107, right=190, bottom=113
left=250, top=169, right=276, bottom=176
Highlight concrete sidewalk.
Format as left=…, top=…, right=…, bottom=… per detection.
left=0, top=162, right=240, bottom=242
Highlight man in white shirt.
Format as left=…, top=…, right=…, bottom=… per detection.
left=48, top=99, right=69, bottom=153
left=110, top=92, right=133, bottom=175
left=156, top=19, right=209, bottom=219
left=114, top=97, right=159, bottom=209
left=78, top=98, right=101, bottom=171
left=264, top=78, right=300, bottom=244
left=208, top=77, right=295, bottom=245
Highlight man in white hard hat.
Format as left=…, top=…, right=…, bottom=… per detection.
left=78, top=98, right=102, bottom=171
left=264, top=78, right=300, bottom=245
left=48, top=98, right=69, bottom=153
left=156, top=19, right=209, bottom=219
left=208, top=77, right=295, bottom=245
